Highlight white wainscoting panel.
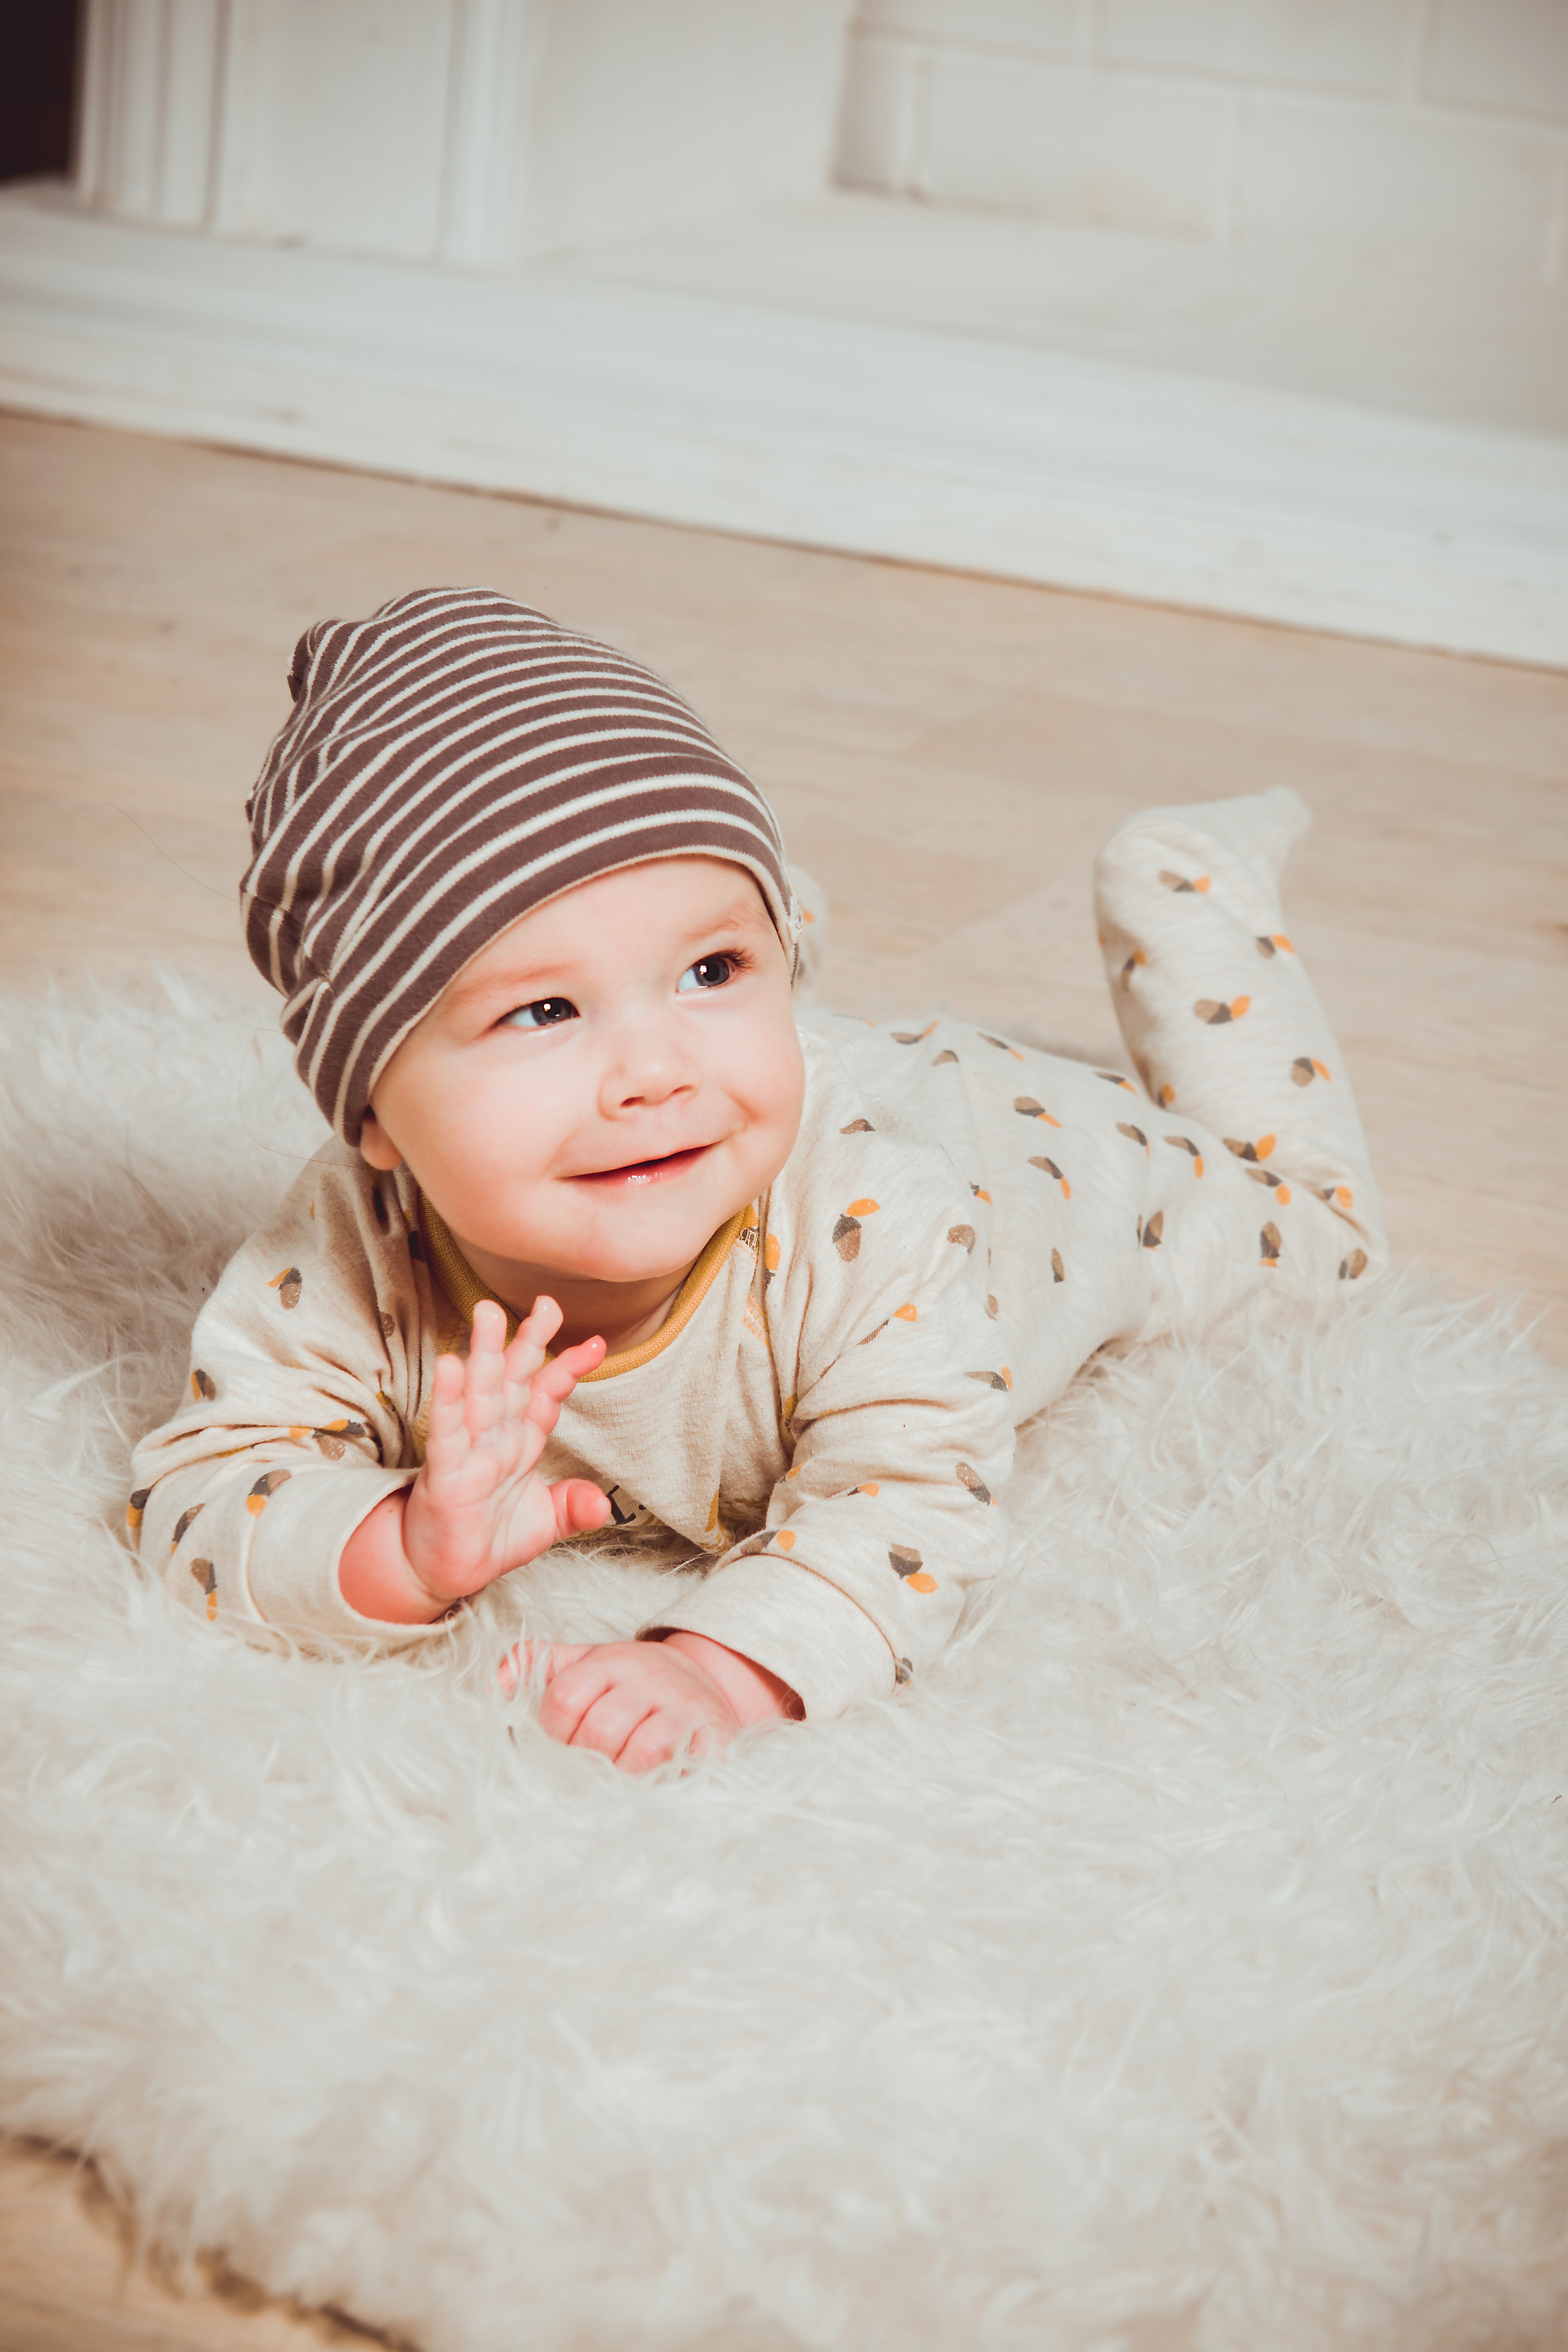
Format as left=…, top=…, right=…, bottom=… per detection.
left=2, top=183, right=1564, bottom=667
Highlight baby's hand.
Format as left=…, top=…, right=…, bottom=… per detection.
left=505, top=1631, right=803, bottom=1774
left=405, top=1297, right=609, bottom=1605
left=339, top=1298, right=610, bottom=1622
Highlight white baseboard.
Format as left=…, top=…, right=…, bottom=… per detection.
left=3, top=184, right=1564, bottom=667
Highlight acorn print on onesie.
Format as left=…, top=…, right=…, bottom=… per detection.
left=889, top=1546, right=938, bottom=1594
left=833, top=1200, right=879, bottom=1262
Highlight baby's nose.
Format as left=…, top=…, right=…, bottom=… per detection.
left=604, top=1023, right=700, bottom=1109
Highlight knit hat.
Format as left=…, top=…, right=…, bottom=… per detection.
left=242, top=587, right=799, bottom=1144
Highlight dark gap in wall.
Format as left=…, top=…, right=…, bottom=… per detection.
left=0, top=0, right=81, bottom=184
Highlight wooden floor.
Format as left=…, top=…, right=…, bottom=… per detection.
left=0, top=412, right=1564, bottom=2349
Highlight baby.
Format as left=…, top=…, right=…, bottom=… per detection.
left=131, top=587, right=1385, bottom=1771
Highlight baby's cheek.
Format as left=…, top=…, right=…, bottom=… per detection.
left=735, top=1008, right=806, bottom=1152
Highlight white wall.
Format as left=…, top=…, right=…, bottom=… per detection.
left=76, top=0, right=857, bottom=263
left=837, top=0, right=1568, bottom=276
left=20, top=0, right=1563, bottom=666
left=79, top=0, right=1568, bottom=278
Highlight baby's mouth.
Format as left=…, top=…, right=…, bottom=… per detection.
left=572, top=1143, right=713, bottom=1189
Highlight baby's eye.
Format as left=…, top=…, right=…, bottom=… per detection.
left=676, top=954, right=739, bottom=994
left=501, top=997, right=578, bottom=1030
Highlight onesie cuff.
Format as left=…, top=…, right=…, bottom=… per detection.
left=243, top=1464, right=454, bottom=1651
left=642, top=1558, right=895, bottom=1721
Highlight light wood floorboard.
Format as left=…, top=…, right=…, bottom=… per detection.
left=0, top=412, right=1564, bottom=2349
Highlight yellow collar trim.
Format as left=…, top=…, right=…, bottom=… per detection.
left=418, top=1194, right=750, bottom=1383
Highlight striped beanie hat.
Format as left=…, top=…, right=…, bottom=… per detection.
left=242, top=587, right=799, bottom=1144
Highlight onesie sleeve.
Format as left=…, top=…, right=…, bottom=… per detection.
left=127, top=1142, right=447, bottom=1651
left=644, top=1103, right=1016, bottom=1720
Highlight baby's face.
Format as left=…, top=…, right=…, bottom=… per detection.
left=360, top=858, right=804, bottom=1293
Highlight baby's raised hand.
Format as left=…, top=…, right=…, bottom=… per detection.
left=338, top=1298, right=609, bottom=1623
left=403, top=1298, right=609, bottom=1606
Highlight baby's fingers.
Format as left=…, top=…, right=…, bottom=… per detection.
left=497, top=1639, right=593, bottom=1695
left=553, top=1479, right=612, bottom=1541
left=524, top=1335, right=608, bottom=1427
left=493, top=1298, right=564, bottom=1426
left=461, top=1299, right=514, bottom=1439
left=501, top=1294, right=564, bottom=1386
left=618, top=1708, right=707, bottom=1775
left=422, top=1352, right=471, bottom=1472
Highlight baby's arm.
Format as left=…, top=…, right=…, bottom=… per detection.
left=644, top=1176, right=1017, bottom=1722
left=131, top=1149, right=605, bottom=1645
left=509, top=1157, right=1013, bottom=1764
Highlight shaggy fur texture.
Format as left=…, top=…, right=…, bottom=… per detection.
left=2, top=978, right=1567, bottom=2352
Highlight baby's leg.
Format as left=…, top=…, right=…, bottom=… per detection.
left=1094, top=786, right=1386, bottom=1288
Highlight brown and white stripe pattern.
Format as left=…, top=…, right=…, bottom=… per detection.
left=242, top=588, right=797, bottom=1142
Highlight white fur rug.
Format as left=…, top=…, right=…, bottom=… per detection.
left=3, top=977, right=1567, bottom=2352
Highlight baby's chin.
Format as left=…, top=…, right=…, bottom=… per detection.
left=559, top=1198, right=749, bottom=1287
left=465, top=1188, right=749, bottom=1292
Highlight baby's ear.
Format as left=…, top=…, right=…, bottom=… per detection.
left=788, top=862, right=829, bottom=1002
left=358, top=1111, right=404, bottom=1173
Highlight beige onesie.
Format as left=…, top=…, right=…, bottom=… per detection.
left=129, top=789, right=1384, bottom=1720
